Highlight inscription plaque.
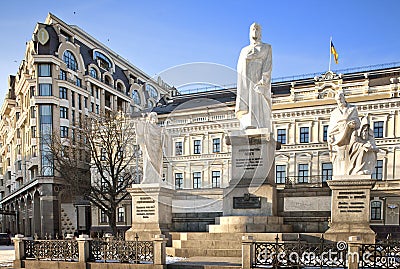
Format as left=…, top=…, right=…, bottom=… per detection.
left=337, top=191, right=366, bottom=213
left=136, top=197, right=156, bottom=218
left=235, top=148, right=263, bottom=171
left=233, top=194, right=261, bottom=209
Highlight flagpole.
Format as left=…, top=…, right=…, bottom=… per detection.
left=329, top=36, right=332, bottom=72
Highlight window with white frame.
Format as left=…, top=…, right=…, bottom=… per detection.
left=117, top=207, right=125, bottom=222
left=193, top=172, right=202, bottom=189
left=371, top=201, right=382, bottom=220
left=175, top=173, right=183, bottom=190
left=211, top=171, right=221, bottom=188
left=212, top=138, right=221, bottom=153
left=298, top=163, right=309, bottom=183
left=38, top=64, right=51, bottom=77
left=321, top=162, right=332, bottom=182
left=193, top=140, right=201, bottom=154
left=276, top=165, right=286, bottom=184
left=373, top=121, right=384, bottom=138
left=372, top=160, right=383, bottom=180
left=299, top=127, right=309, bottom=143
left=175, top=141, right=183, bottom=156
left=100, top=210, right=108, bottom=223
left=277, top=129, right=286, bottom=144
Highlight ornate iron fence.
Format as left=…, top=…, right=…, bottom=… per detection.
left=89, top=236, right=153, bottom=263
left=360, top=241, right=400, bottom=268
left=253, top=235, right=347, bottom=268
left=23, top=239, right=78, bottom=261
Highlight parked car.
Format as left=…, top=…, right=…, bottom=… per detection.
left=0, top=233, right=11, bottom=245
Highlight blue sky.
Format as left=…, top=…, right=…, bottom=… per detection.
left=0, top=0, right=399, bottom=97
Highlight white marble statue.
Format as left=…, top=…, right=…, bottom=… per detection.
left=328, top=91, right=378, bottom=176
left=136, top=112, right=163, bottom=182
left=348, top=116, right=378, bottom=175
left=235, top=22, right=272, bottom=130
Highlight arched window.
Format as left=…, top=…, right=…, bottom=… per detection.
left=94, top=51, right=112, bottom=70
left=371, top=201, right=382, bottom=220
left=90, top=67, right=98, bottom=79
left=104, top=76, right=111, bottom=86
left=116, top=82, right=124, bottom=92
left=146, top=84, right=158, bottom=99
left=132, top=90, right=141, bottom=105
left=63, top=50, right=77, bottom=71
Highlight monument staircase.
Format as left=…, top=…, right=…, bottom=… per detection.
left=167, top=231, right=323, bottom=258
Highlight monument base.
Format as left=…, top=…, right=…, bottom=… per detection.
left=324, top=176, right=376, bottom=244
left=125, top=183, right=175, bottom=241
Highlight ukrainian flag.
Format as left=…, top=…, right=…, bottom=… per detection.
left=331, top=41, right=339, bottom=64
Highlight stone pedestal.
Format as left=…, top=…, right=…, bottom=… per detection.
left=210, top=129, right=288, bottom=233
left=125, top=183, right=175, bottom=241
left=324, top=176, right=376, bottom=243
left=223, top=128, right=276, bottom=216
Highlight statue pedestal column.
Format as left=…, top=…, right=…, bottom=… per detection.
left=209, top=129, right=291, bottom=233
left=125, top=183, right=175, bottom=241
left=324, top=176, right=376, bottom=243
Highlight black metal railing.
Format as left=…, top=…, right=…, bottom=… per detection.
left=89, top=236, right=153, bottom=263
left=360, top=241, right=400, bottom=268
left=253, top=235, right=347, bottom=268
left=282, top=175, right=331, bottom=186
left=23, top=239, right=78, bottom=261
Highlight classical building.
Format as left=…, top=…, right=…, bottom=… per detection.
left=0, top=13, right=169, bottom=236
left=155, top=66, right=400, bottom=236
left=1, top=13, right=399, bottom=238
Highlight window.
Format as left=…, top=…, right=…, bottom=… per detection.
left=300, top=127, right=309, bottom=143
left=78, top=94, right=82, bottom=110
left=146, top=84, right=158, bottom=99
left=63, top=50, right=77, bottom=71
left=60, top=126, right=68, bottom=138
left=59, top=70, right=67, bottom=81
left=373, top=121, right=384, bottom=138
left=212, top=171, right=221, bottom=188
left=372, top=160, right=383, bottom=180
left=371, top=201, right=382, bottom=220
left=193, top=172, right=201, bottom=189
left=71, top=92, right=75, bottom=107
left=38, top=84, right=52, bottom=96
left=323, top=125, right=328, bottom=142
left=322, top=162, right=333, bottom=182
left=193, top=140, right=201, bottom=154
left=71, top=110, right=75, bottom=123
left=60, top=107, right=68, bottom=119
left=175, top=173, right=183, bottom=190
left=30, top=86, right=35, bottom=97
left=276, top=165, right=286, bottom=184
left=96, top=89, right=99, bottom=99
left=96, top=104, right=100, bottom=114
left=84, top=97, right=88, bottom=108
left=30, top=106, right=36, bottom=118
left=76, top=77, right=82, bottom=87
left=132, top=90, right=140, bottom=105
left=59, top=87, right=68, bottom=99
left=213, top=138, right=221, bottom=153
left=175, top=141, right=183, bottom=156
left=100, top=179, right=108, bottom=191
left=90, top=67, right=98, bottom=79
left=117, top=207, right=125, bottom=223
left=38, top=64, right=51, bottom=77
left=100, top=210, right=108, bottom=223
left=101, top=148, right=106, bottom=161
left=298, top=164, right=309, bottom=183
left=94, top=51, right=112, bottom=70
left=31, top=126, right=36, bottom=138
left=39, top=105, right=53, bottom=176
left=277, top=129, right=286, bottom=144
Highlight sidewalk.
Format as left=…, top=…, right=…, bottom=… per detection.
left=167, top=256, right=242, bottom=269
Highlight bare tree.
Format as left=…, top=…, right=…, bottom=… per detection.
left=47, top=112, right=140, bottom=235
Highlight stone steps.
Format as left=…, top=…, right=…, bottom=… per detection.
left=167, top=232, right=323, bottom=258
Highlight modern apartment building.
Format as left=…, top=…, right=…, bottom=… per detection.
left=0, top=13, right=169, bottom=236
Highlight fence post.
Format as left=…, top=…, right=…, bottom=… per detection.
left=76, top=234, right=92, bottom=262
left=153, top=234, right=167, bottom=265
left=12, top=234, right=25, bottom=268
left=242, top=235, right=255, bottom=269
left=347, top=236, right=361, bottom=269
